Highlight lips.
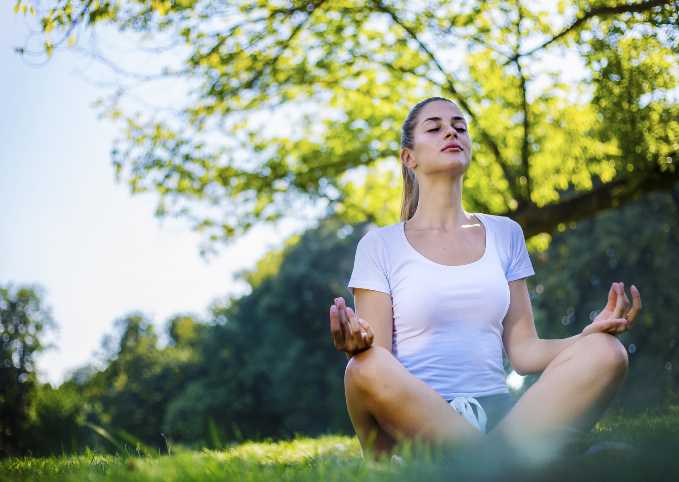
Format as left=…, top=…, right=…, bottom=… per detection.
left=441, top=142, right=463, bottom=152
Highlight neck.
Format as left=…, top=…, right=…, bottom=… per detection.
left=407, top=174, right=471, bottom=231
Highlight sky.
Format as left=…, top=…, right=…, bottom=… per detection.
left=1, top=4, right=311, bottom=385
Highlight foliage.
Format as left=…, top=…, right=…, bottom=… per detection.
left=0, top=283, right=55, bottom=456
left=11, top=0, right=679, bottom=252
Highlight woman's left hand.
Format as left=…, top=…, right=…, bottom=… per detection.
left=581, top=282, right=642, bottom=337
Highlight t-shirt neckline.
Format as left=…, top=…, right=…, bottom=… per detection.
left=400, top=212, right=490, bottom=269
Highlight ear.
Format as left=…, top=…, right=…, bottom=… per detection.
left=400, top=148, right=416, bottom=169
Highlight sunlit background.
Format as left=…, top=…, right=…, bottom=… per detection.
left=1, top=1, right=533, bottom=390
left=1, top=2, right=313, bottom=385
left=2, top=0, right=677, bottom=466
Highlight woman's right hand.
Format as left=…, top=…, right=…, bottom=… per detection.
left=329, top=296, right=374, bottom=356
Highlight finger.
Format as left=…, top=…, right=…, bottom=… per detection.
left=593, top=319, right=627, bottom=335
left=612, top=282, right=626, bottom=318
left=358, top=318, right=375, bottom=346
left=345, top=306, right=362, bottom=337
left=625, top=285, right=642, bottom=324
left=336, top=297, right=349, bottom=325
left=330, top=305, right=344, bottom=346
left=591, top=320, right=626, bottom=335
left=338, top=298, right=357, bottom=340
left=632, top=284, right=642, bottom=310
left=334, top=298, right=350, bottom=341
left=604, top=282, right=617, bottom=311
left=621, top=286, right=632, bottom=317
left=610, top=318, right=629, bottom=333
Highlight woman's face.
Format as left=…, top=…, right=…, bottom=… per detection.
left=404, top=100, right=472, bottom=176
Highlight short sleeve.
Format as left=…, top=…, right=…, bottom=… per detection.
left=506, top=220, right=535, bottom=282
left=346, top=230, right=391, bottom=296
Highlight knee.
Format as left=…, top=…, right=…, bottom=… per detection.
left=344, top=346, right=391, bottom=395
left=581, top=332, right=629, bottom=378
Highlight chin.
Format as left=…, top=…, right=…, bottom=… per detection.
left=430, top=163, right=468, bottom=178
left=437, top=156, right=469, bottom=171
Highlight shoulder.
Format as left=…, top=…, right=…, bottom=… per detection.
left=356, top=222, right=402, bottom=246
left=477, top=213, right=522, bottom=235
left=477, top=213, right=528, bottom=254
left=352, top=223, right=403, bottom=268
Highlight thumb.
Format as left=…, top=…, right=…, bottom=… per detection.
left=584, top=318, right=627, bottom=336
left=604, top=282, right=617, bottom=310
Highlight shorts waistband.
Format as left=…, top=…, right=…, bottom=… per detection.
left=448, top=396, right=488, bottom=433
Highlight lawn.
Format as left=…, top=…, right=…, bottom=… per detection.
left=2, top=405, right=679, bottom=482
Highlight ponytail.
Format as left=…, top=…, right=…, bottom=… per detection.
left=400, top=164, right=419, bottom=222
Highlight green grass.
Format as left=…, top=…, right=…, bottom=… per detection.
left=3, top=406, right=679, bottom=482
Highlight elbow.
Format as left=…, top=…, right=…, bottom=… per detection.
left=508, top=338, right=539, bottom=377
left=509, top=356, right=530, bottom=376
left=512, top=362, right=538, bottom=377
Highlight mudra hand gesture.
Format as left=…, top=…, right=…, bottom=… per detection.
left=582, top=282, right=642, bottom=336
left=329, top=297, right=374, bottom=356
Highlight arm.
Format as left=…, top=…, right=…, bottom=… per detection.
left=352, top=288, right=393, bottom=353
left=502, top=279, right=584, bottom=376
left=503, top=280, right=642, bottom=375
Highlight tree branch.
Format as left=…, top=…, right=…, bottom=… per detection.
left=514, top=1, right=533, bottom=206
left=513, top=159, right=679, bottom=237
left=371, top=0, right=460, bottom=97
left=503, top=0, right=674, bottom=65
left=207, top=1, right=324, bottom=101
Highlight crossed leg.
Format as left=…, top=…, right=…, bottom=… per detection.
left=345, top=332, right=629, bottom=462
left=344, top=345, right=484, bottom=460
left=489, top=332, right=629, bottom=462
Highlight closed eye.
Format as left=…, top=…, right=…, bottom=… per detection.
left=427, top=126, right=467, bottom=133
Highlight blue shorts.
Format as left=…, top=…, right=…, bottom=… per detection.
left=446, top=392, right=518, bottom=434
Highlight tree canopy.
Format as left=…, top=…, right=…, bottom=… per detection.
left=13, top=0, right=678, bottom=253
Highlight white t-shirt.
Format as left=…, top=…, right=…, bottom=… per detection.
left=346, top=212, right=535, bottom=400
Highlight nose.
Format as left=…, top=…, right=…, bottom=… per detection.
left=444, top=124, right=458, bottom=138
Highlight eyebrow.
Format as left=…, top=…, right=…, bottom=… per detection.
left=421, top=116, right=467, bottom=125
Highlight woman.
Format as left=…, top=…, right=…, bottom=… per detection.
left=328, top=97, right=642, bottom=463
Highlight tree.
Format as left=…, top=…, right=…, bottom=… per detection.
left=0, top=283, right=55, bottom=456
left=12, top=0, right=679, bottom=254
